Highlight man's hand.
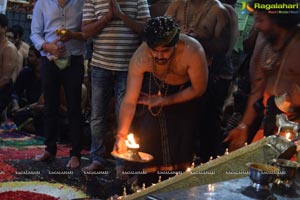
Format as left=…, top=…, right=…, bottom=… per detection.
left=110, top=0, right=124, bottom=19
left=114, top=136, right=127, bottom=154
left=59, top=29, right=73, bottom=42
left=105, top=4, right=114, bottom=22
left=43, top=38, right=66, bottom=58
left=137, top=94, right=165, bottom=108
left=223, top=126, right=248, bottom=152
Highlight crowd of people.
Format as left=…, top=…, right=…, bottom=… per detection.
left=0, top=0, right=300, bottom=192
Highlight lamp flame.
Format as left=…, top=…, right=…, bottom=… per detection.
left=285, top=132, right=291, bottom=141
left=208, top=184, right=215, bottom=192
left=126, top=133, right=140, bottom=149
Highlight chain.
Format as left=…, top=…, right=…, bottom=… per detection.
left=148, top=73, right=169, bottom=116
left=183, top=0, right=214, bottom=33
left=148, top=48, right=176, bottom=116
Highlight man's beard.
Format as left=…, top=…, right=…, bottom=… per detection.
left=154, top=58, right=168, bottom=65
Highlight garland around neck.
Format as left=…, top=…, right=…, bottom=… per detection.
left=148, top=48, right=176, bottom=116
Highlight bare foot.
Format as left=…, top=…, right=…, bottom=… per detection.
left=66, top=156, right=80, bottom=168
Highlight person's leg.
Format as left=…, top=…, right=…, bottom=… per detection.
left=114, top=71, right=128, bottom=179
left=83, top=67, right=113, bottom=171
left=114, top=71, right=127, bottom=118
left=62, top=55, right=84, bottom=168
left=36, top=57, right=60, bottom=161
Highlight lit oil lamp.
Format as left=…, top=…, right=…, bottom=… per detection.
left=285, top=131, right=292, bottom=141
left=125, top=133, right=141, bottom=160
left=278, top=130, right=296, bottom=142
left=111, top=133, right=153, bottom=163
left=208, top=184, right=215, bottom=193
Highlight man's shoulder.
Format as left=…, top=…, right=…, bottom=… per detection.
left=180, top=34, right=199, bottom=44
left=3, top=41, right=17, bottom=52
left=131, top=43, right=152, bottom=67
left=179, top=34, right=204, bottom=52
left=132, top=43, right=149, bottom=60
left=21, top=41, right=30, bottom=49
left=20, top=42, right=30, bottom=53
left=223, top=3, right=236, bottom=14
left=210, top=0, right=229, bottom=13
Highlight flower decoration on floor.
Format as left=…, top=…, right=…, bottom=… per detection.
left=0, top=161, right=16, bottom=181
left=0, top=181, right=89, bottom=200
left=0, top=191, right=58, bottom=200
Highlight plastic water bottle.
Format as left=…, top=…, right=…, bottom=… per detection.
left=53, top=41, right=70, bottom=70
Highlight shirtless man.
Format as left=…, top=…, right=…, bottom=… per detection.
left=166, top=0, right=236, bottom=161
left=114, top=16, right=208, bottom=171
left=224, top=0, right=300, bottom=151
left=0, top=14, right=18, bottom=115
left=165, top=0, right=231, bottom=64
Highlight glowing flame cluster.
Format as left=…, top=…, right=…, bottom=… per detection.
left=285, top=131, right=291, bottom=141
left=126, top=133, right=140, bottom=149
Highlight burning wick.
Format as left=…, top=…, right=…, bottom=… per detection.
left=125, top=133, right=141, bottom=160
left=208, top=184, right=215, bottom=192
left=186, top=167, right=191, bottom=172
left=285, top=132, right=291, bottom=141
left=126, top=133, right=140, bottom=149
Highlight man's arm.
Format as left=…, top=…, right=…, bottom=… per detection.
left=116, top=50, right=145, bottom=138
left=81, top=15, right=112, bottom=39
left=30, top=0, right=46, bottom=51
left=224, top=35, right=266, bottom=151
left=81, top=0, right=113, bottom=38
left=239, top=33, right=266, bottom=130
left=223, top=62, right=265, bottom=151
left=0, top=45, right=17, bottom=88
left=111, top=0, right=150, bottom=34
left=114, top=48, right=146, bottom=152
left=59, top=30, right=87, bottom=42
left=163, top=43, right=208, bottom=105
